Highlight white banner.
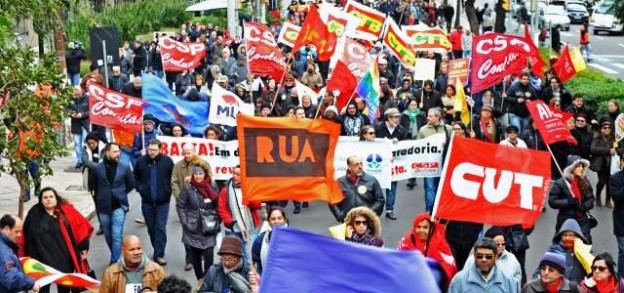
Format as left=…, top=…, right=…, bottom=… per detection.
left=413, top=58, right=437, bottom=81
left=391, top=134, right=446, bottom=181
left=334, top=138, right=393, bottom=189
left=209, top=84, right=255, bottom=127
left=157, top=136, right=240, bottom=181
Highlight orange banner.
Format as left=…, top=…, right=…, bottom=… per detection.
left=236, top=115, right=343, bottom=204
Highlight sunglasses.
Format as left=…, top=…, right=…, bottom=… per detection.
left=476, top=254, right=495, bottom=260
left=495, top=242, right=506, bottom=247
left=354, top=220, right=368, bottom=226
left=366, top=132, right=375, bottom=135
left=592, top=265, right=608, bottom=272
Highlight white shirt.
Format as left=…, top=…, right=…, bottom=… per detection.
left=500, top=138, right=527, bottom=148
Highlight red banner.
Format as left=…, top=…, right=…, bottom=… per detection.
left=524, top=25, right=546, bottom=78
left=340, top=38, right=372, bottom=81
left=345, top=0, right=386, bottom=41
left=159, top=38, right=206, bottom=72
left=244, top=21, right=286, bottom=82
left=292, top=5, right=336, bottom=61
left=87, top=82, right=144, bottom=132
left=327, top=61, right=358, bottom=111
left=433, top=137, right=551, bottom=227
left=527, top=100, right=578, bottom=146
left=471, top=33, right=538, bottom=93
left=448, top=58, right=469, bottom=86
left=552, top=46, right=576, bottom=83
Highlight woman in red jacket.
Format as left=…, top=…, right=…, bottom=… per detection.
left=398, top=212, right=457, bottom=289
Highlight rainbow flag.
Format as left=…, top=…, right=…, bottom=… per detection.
left=21, top=257, right=100, bottom=290
left=355, top=57, right=381, bottom=123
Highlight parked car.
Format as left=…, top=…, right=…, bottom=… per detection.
left=590, top=1, right=623, bottom=35
left=539, top=5, right=572, bottom=30
left=566, top=3, right=590, bottom=23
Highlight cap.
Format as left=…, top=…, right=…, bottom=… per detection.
left=218, top=236, right=243, bottom=257
left=481, top=105, right=494, bottom=112
left=384, top=107, right=401, bottom=117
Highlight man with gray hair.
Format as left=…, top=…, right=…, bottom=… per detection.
left=417, top=108, right=452, bottom=212
left=171, top=144, right=211, bottom=271
left=329, top=156, right=385, bottom=222
left=449, top=237, right=520, bottom=292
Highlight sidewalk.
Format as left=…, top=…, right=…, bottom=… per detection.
left=0, top=156, right=95, bottom=220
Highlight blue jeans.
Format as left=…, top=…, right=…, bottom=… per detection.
left=618, top=236, right=624, bottom=278
left=142, top=202, right=169, bottom=259
left=501, top=113, right=529, bottom=133
left=73, top=127, right=88, bottom=165
left=385, top=181, right=398, bottom=212
left=99, top=207, right=126, bottom=264
left=69, top=73, right=81, bottom=86
left=581, top=44, right=591, bottom=61
left=424, top=177, right=441, bottom=212
left=225, top=230, right=258, bottom=266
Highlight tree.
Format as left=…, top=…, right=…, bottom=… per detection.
left=464, top=0, right=480, bottom=34
left=613, top=0, right=624, bottom=25
left=0, top=4, right=72, bottom=218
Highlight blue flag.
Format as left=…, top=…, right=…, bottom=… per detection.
left=141, top=74, right=209, bottom=135
left=259, top=228, right=441, bottom=293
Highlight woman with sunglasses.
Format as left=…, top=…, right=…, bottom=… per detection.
left=359, top=125, right=376, bottom=142
left=343, top=207, right=384, bottom=247
left=398, top=212, right=457, bottom=290
left=578, top=253, right=623, bottom=292
left=590, top=118, right=616, bottom=208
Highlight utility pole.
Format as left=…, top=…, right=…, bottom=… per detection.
left=227, top=0, right=239, bottom=36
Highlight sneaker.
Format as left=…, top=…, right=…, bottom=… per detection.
left=96, top=229, right=104, bottom=235
left=302, top=202, right=309, bottom=208
left=184, top=263, right=193, bottom=271
left=385, top=211, right=397, bottom=220
left=135, top=217, right=145, bottom=224
left=155, top=257, right=167, bottom=266
left=75, top=163, right=83, bottom=169
left=293, top=207, right=301, bottom=214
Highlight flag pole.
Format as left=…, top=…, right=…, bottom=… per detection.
left=545, top=144, right=576, bottom=194
left=270, top=55, right=294, bottom=114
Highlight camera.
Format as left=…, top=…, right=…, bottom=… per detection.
left=74, top=42, right=83, bottom=50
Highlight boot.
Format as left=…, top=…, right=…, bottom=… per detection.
left=606, top=194, right=613, bottom=208
left=595, top=196, right=602, bottom=207
left=195, top=278, right=204, bottom=292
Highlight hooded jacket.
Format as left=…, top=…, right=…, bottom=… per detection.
left=532, top=219, right=587, bottom=283
left=548, top=157, right=594, bottom=241
left=398, top=213, right=457, bottom=284
left=343, top=207, right=384, bottom=247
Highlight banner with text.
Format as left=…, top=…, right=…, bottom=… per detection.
left=403, top=25, right=451, bottom=53
left=244, top=21, right=286, bottom=82
left=157, top=136, right=240, bottom=181
left=448, top=58, right=470, bottom=86
left=87, top=82, right=143, bottom=132
left=391, top=134, right=445, bottom=181
left=159, top=37, right=206, bottom=72
left=344, top=0, right=386, bottom=41
left=334, top=138, right=393, bottom=189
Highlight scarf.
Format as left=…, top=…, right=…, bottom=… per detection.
left=190, top=177, right=217, bottom=200
left=543, top=278, right=562, bottom=293
left=228, top=180, right=256, bottom=234
left=349, top=231, right=383, bottom=247
left=596, top=276, right=618, bottom=293
left=346, top=172, right=359, bottom=185
left=406, top=108, right=419, bottom=124
left=570, top=177, right=582, bottom=204
left=223, top=260, right=252, bottom=293
left=479, top=118, right=495, bottom=142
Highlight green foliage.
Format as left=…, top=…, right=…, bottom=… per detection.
left=537, top=48, right=624, bottom=118
left=193, top=9, right=228, bottom=29
left=64, top=0, right=191, bottom=53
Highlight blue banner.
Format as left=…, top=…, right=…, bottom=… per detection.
left=141, top=74, right=209, bottom=135
left=259, top=228, right=441, bottom=293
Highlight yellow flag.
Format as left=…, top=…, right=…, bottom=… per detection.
left=328, top=223, right=346, bottom=240
left=453, top=77, right=471, bottom=125
left=573, top=238, right=594, bottom=274
left=570, top=47, right=587, bottom=72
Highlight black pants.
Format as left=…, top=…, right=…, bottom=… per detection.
left=190, top=245, right=215, bottom=280
left=596, top=168, right=611, bottom=203
left=448, top=240, right=473, bottom=269
left=511, top=249, right=527, bottom=286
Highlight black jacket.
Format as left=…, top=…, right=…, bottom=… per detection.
left=415, top=89, right=444, bottom=115
left=571, top=127, right=592, bottom=160
left=549, top=176, right=594, bottom=236
left=505, top=81, right=537, bottom=118
left=69, top=94, right=90, bottom=135
left=374, top=121, right=408, bottom=141
left=329, top=173, right=385, bottom=222
left=590, top=135, right=613, bottom=173
left=133, top=154, right=174, bottom=205
left=65, top=48, right=84, bottom=74
left=610, top=169, right=624, bottom=236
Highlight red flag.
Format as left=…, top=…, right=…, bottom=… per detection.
left=340, top=38, right=372, bottom=82
left=523, top=26, right=546, bottom=78
left=327, top=61, right=358, bottom=111
left=87, top=82, right=144, bottom=132
left=244, top=22, right=286, bottom=82
left=292, top=5, right=337, bottom=61
left=237, top=115, right=343, bottom=204
left=552, top=46, right=576, bottom=83
left=552, top=107, right=574, bottom=124
left=471, top=33, right=541, bottom=93
left=159, top=38, right=206, bottom=72
left=432, top=137, right=551, bottom=228
left=527, top=100, right=578, bottom=146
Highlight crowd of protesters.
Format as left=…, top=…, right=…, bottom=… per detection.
left=2, top=0, right=622, bottom=292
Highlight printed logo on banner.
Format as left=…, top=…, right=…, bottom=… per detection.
left=244, top=129, right=330, bottom=177
left=366, top=153, right=383, bottom=169
left=410, top=162, right=440, bottom=175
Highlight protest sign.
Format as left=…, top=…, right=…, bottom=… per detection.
left=277, top=22, right=300, bottom=48
left=159, top=37, right=206, bottom=71
left=244, top=21, right=286, bottom=82
left=448, top=58, right=469, bottom=85
left=209, top=84, right=255, bottom=127
left=87, top=81, right=143, bottom=132
left=527, top=100, right=577, bottom=146
left=391, top=134, right=445, bottom=181
left=334, top=138, right=393, bottom=189
left=413, top=58, right=436, bottom=81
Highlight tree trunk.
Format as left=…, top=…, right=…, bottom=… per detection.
left=38, top=35, right=45, bottom=59
left=55, top=13, right=66, bottom=73
left=465, top=0, right=480, bottom=34
left=495, top=0, right=507, bottom=33
left=455, top=0, right=462, bottom=28
left=16, top=173, right=25, bottom=219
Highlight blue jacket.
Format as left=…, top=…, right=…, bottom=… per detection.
left=449, top=262, right=520, bottom=293
left=532, top=219, right=587, bottom=283
left=0, top=233, right=34, bottom=292
left=89, top=160, right=135, bottom=214
left=132, top=130, right=158, bottom=159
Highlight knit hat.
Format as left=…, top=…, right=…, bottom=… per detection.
left=143, top=115, right=155, bottom=125
left=218, top=236, right=243, bottom=257
left=539, top=251, right=566, bottom=274
left=325, top=106, right=338, bottom=115
left=192, top=165, right=205, bottom=174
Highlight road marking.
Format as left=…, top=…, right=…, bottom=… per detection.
left=613, top=63, right=624, bottom=69
left=597, top=36, right=604, bottom=40
left=588, top=63, right=619, bottom=74
left=560, top=32, right=572, bottom=37
left=619, top=44, right=624, bottom=48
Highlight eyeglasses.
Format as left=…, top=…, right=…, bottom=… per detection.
left=366, top=132, right=375, bottom=135
left=592, top=265, right=608, bottom=272
left=354, top=220, right=368, bottom=226
left=476, top=254, right=495, bottom=260
left=495, top=242, right=506, bottom=247
left=603, top=126, right=612, bottom=130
